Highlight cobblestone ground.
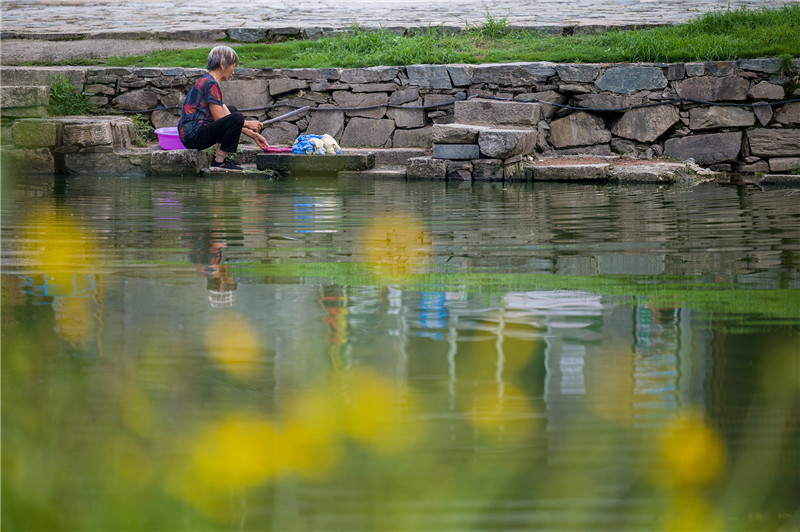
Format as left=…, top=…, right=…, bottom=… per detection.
left=1, top=0, right=794, bottom=33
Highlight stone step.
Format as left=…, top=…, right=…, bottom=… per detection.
left=454, top=98, right=542, bottom=128
left=758, top=174, right=800, bottom=186
left=1, top=85, right=50, bottom=118
left=344, top=147, right=426, bottom=167
left=432, top=123, right=540, bottom=160
left=256, top=152, right=375, bottom=176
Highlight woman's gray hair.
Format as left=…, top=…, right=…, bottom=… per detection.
left=207, top=46, right=239, bottom=71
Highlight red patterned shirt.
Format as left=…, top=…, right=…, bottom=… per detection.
left=178, top=74, right=224, bottom=142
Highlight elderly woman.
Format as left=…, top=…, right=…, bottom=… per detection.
left=178, top=46, right=269, bottom=171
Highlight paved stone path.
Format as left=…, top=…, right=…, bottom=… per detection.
left=1, top=0, right=794, bottom=33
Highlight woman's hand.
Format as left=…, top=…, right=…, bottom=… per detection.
left=244, top=120, right=262, bottom=132
left=252, top=133, right=269, bottom=151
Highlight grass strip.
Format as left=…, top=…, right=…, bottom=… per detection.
left=88, top=6, right=800, bottom=69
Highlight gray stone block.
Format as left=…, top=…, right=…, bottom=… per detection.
left=664, top=132, right=743, bottom=164
left=685, top=63, right=705, bottom=77
left=306, top=105, right=345, bottom=140
left=332, top=92, right=388, bottom=119
left=389, top=88, right=420, bottom=106
left=0, top=86, right=49, bottom=117
left=688, top=107, right=755, bottom=130
left=227, top=28, right=268, bottom=42
left=738, top=58, right=783, bottom=73
left=556, top=64, right=601, bottom=83
left=753, top=104, right=773, bottom=126
left=112, top=88, right=160, bottom=111
left=392, top=127, right=432, bottom=148
left=517, top=90, right=568, bottom=118
left=612, top=105, right=679, bottom=143
left=666, top=64, right=686, bottom=81
left=705, top=61, right=736, bottom=77
left=673, top=76, right=749, bottom=101
left=447, top=66, right=472, bottom=87
left=748, top=81, right=786, bottom=100
left=387, top=105, right=426, bottom=129
left=471, top=63, right=556, bottom=86
left=150, top=149, right=207, bottom=176
left=406, top=157, right=447, bottom=179
left=262, top=121, right=300, bottom=146
left=454, top=98, right=541, bottom=127
left=472, top=159, right=504, bottom=181
left=433, top=143, right=480, bottom=160
left=269, top=78, right=308, bottom=97
left=531, top=162, right=610, bottom=181
left=758, top=174, right=800, bottom=186
left=340, top=117, right=395, bottom=147
left=775, top=102, right=800, bottom=125
left=431, top=124, right=485, bottom=144
left=221, top=80, right=271, bottom=111
left=61, top=122, right=113, bottom=148
left=594, top=66, right=667, bottom=94
left=748, top=129, right=800, bottom=157
left=548, top=112, right=611, bottom=148
left=575, top=93, right=648, bottom=111
left=12, top=120, right=58, bottom=148
left=768, top=157, right=800, bottom=173
left=346, top=148, right=426, bottom=166
left=339, top=67, right=402, bottom=84
left=407, top=65, right=452, bottom=89
left=478, top=129, right=538, bottom=159
left=446, top=161, right=473, bottom=180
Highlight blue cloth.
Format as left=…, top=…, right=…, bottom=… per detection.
left=291, top=134, right=342, bottom=155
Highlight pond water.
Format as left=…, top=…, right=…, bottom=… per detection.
left=2, top=174, right=799, bottom=531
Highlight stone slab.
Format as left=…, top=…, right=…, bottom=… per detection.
left=151, top=149, right=208, bottom=176
left=594, top=66, right=667, bottom=94
left=431, top=124, right=486, bottom=144
left=530, top=162, right=610, bottom=181
left=1, top=147, right=55, bottom=175
left=478, top=128, right=538, bottom=159
left=406, top=156, right=447, bottom=180
left=748, top=129, right=800, bottom=158
left=548, top=112, right=611, bottom=148
left=758, top=174, right=800, bottom=186
left=256, top=152, right=375, bottom=175
left=688, top=106, right=755, bottom=130
left=768, top=157, right=800, bottom=173
left=664, top=132, right=743, bottom=164
left=433, top=143, right=480, bottom=160
left=454, top=98, right=541, bottom=127
left=63, top=151, right=151, bottom=175
left=12, top=120, right=59, bottom=148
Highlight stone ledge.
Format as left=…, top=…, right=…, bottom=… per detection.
left=338, top=167, right=407, bottom=180
left=758, top=174, right=800, bottom=186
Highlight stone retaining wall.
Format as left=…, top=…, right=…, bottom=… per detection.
left=2, top=58, right=800, bottom=174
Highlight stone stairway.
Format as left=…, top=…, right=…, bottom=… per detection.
left=405, top=98, right=544, bottom=181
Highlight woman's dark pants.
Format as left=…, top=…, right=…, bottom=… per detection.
left=182, top=106, right=245, bottom=154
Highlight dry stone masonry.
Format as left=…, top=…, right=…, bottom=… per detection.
left=1, top=57, right=799, bottom=179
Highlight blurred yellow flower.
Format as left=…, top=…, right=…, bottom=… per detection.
left=52, top=295, right=94, bottom=347
left=190, top=414, right=276, bottom=488
left=361, top=211, right=432, bottom=276
left=343, top=369, right=424, bottom=453
left=278, top=387, right=344, bottom=479
left=655, top=413, right=726, bottom=489
left=204, top=313, right=263, bottom=378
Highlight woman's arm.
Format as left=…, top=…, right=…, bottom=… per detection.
left=241, top=127, right=270, bottom=150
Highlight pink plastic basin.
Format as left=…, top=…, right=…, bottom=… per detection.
left=155, top=127, right=186, bottom=150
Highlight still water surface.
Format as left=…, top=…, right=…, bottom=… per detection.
left=2, top=175, right=799, bottom=531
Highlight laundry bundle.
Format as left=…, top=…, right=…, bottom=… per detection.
left=291, top=134, right=342, bottom=155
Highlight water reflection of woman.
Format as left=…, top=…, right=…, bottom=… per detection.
left=183, top=230, right=238, bottom=308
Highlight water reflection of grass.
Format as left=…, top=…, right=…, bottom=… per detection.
left=229, top=261, right=800, bottom=320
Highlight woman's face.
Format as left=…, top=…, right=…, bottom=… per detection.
left=220, top=63, right=236, bottom=81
